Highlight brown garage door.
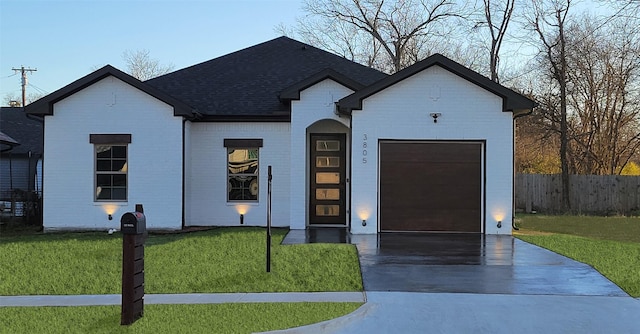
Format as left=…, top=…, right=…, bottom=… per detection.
left=380, top=141, right=482, bottom=232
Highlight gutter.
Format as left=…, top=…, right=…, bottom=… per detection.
left=511, top=109, right=535, bottom=231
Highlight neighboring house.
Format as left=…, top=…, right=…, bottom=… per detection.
left=0, top=107, right=44, bottom=220
left=25, top=37, right=535, bottom=234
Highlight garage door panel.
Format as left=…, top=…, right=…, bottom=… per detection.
left=381, top=210, right=481, bottom=232
left=385, top=143, right=480, bottom=163
left=380, top=142, right=482, bottom=233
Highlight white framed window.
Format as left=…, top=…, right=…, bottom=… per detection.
left=225, top=139, right=262, bottom=202
left=91, top=134, right=131, bottom=202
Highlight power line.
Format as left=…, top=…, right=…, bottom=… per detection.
left=11, top=66, right=37, bottom=106
left=27, top=83, right=48, bottom=95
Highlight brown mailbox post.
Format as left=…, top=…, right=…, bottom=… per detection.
left=120, top=210, right=145, bottom=326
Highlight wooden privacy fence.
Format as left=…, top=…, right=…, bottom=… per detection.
left=515, top=174, right=640, bottom=214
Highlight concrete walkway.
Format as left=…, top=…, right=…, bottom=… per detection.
left=0, top=292, right=365, bottom=307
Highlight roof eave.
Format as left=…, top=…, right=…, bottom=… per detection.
left=25, top=65, right=197, bottom=118
left=337, top=53, right=537, bottom=115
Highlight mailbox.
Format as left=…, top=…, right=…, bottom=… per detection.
left=120, top=212, right=146, bottom=234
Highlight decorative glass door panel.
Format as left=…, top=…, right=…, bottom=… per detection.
left=310, top=134, right=346, bottom=225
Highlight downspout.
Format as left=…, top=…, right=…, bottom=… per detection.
left=181, top=118, right=186, bottom=230
left=28, top=151, right=33, bottom=193
left=348, top=111, right=353, bottom=233
left=9, top=151, right=13, bottom=191
left=512, top=110, right=534, bottom=231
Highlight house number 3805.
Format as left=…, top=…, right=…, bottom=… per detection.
left=362, top=134, right=368, bottom=164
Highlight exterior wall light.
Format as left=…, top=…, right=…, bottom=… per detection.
left=497, top=220, right=502, bottom=228
left=362, top=219, right=367, bottom=226
left=240, top=214, right=244, bottom=225
left=108, top=214, right=113, bottom=221
left=430, top=112, right=442, bottom=123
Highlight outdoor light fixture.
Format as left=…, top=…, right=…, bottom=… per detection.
left=430, top=112, right=442, bottom=123
left=497, top=220, right=502, bottom=228
left=108, top=214, right=113, bottom=221
left=362, top=219, right=367, bottom=226
left=240, top=214, right=244, bottom=225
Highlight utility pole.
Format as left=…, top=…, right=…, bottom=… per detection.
left=12, top=66, right=37, bottom=107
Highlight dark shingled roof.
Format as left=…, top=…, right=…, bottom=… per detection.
left=146, top=36, right=388, bottom=120
left=0, top=107, right=43, bottom=155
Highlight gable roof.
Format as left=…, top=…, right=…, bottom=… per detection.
left=146, top=36, right=387, bottom=121
left=0, top=107, right=43, bottom=155
left=24, top=65, right=196, bottom=118
left=279, top=68, right=368, bottom=101
left=337, top=53, right=536, bottom=115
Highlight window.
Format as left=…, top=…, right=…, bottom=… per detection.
left=224, top=139, right=263, bottom=202
left=95, top=145, right=128, bottom=201
left=90, top=134, right=131, bottom=202
left=227, top=148, right=259, bottom=201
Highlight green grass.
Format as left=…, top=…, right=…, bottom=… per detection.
left=0, top=227, right=362, bottom=295
left=516, top=215, right=640, bottom=297
left=0, top=302, right=362, bottom=334
left=516, top=214, right=640, bottom=243
left=0, top=227, right=363, bottom=333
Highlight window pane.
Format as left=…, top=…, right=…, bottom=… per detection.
left=316, top=205, right=340, bottom=216
left=228, top=175, right=258, bottom=201
left=316, top=140, right=340, bottom=151
left=97, top=160, right=111, bottom=171
left=97, top=174, right=111, bottom=187
left=112, top=188, right=127, bottom=200
left=113, top=174, right=126, bottom=187
left=97, top=187, right=111, bottom=200
left=112, top=159, right=127, bottom=172
left=316, top=189, right=340, bottom=200
left=316, top=157, right=340, bottom=168
left=96, top=146, right=112, bottom=158
left=111, top=146, right=126, bottom=158
left=228, top=148, right=258, bottom=175
left=316, top=172, right=340, bottom=184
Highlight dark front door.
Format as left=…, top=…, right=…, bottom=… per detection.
left=310, top=134, right=346, bottom=225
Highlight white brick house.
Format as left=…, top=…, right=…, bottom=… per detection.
left=26, top=37, right=534, bottom=234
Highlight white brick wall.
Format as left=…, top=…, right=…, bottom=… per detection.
left=290, top=79, right=353, bottom=229
left=187, top=122, right=291, bottom=227
left=350, top=66, right=514, bottom=235
left=43, top=76, right=183, bottom=231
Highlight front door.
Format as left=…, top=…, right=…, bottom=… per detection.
left=309, top=134, right=346, bottom=225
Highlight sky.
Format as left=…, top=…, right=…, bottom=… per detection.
left=0, top=0, right=302, bottom=101
left=0, top=0, right=619, bottom=103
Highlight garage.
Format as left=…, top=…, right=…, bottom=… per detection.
left=379, top=141, right=482, bottom=232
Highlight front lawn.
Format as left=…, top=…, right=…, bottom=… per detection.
left=0, top=227, right=362, bottom=295
left=0, top=227, right=363, bottom=333
left=0, top=303, right=362, bottom=334
left=516, top=215, right=640, bottom=297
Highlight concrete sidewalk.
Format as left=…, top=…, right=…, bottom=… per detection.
left=0, top=292, right=366, bottom=307
left=266, top=292, right=640, bottom=334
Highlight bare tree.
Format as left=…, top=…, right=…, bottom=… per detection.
left=3, top=92, right=44, bottom=107
left=565, top=15, right=640, bottom=175
left=298, top=0, right=468, bottom=73
left=527, top=0, right=572, bottom=210
left=479, top=0, right=515, bottom=83
left=122, top=49, right=175, bottom=81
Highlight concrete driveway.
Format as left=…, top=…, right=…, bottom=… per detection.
left=353, top=233, right=627, bottom=296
